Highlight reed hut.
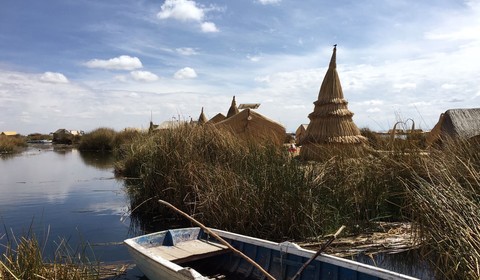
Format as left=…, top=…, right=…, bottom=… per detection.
left=295, top=124, right=308, bottom=145
left=198, top=107, right=208, bottom=124
left=226, top=96, right=240, bottom=118
left=207, top=113, right=226, bottom=124
left=300, top=46, right=366, bottom=160
left=215, top=108, right=286, bottom=145
left=426, top=108, right=480, bottom=146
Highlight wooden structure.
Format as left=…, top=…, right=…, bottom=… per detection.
left=300, top=46, right=366, bottom=160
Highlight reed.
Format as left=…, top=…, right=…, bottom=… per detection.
left=403, top=139, right=480, bottom=279
left=0, top=233, right=99, bottom=280
left=116, top=124, right=407, bottom=240
left=0, top=135, right=27, bottom=154
left=78, top=127, right=116, bottom=152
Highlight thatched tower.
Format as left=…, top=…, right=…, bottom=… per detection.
left=300, top=46, right=366, bottom=160
left=227, top=96, right=239, bottom=118
left=198, top=107, right=208, bottom=124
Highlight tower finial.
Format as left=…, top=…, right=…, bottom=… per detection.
left=329, top=45, right=337, bottom=69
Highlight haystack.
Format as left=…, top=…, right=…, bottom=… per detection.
left=300, top=46, right=366, bottom=160
left=426, top=108, right=480, bottom=146
left=198, top=107, right=208, bottom=124
left=215, top=108, right=286, bottom=145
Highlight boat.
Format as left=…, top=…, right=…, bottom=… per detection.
left=124, top=227, right=419, bottom=280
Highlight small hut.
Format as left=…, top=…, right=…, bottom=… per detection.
left=300, top=46, right=366, bottom=160
left=215, top=108, right=286, bottom=145
left=198, top=107, right=208, bottom=125
left=426, top=108, right=480, bottom=146
left=295, top=124, right=308, bottom=145
left=52, top=129, right=73, bottom=144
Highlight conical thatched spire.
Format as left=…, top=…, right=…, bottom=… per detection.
left=300, top=46, right=366, bottom=160
left=227, top=96, right=239, bottom=118
left=198, top=107, right=208, bottom=124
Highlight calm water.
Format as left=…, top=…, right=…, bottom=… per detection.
left=0, top=145, right=135, bottom=262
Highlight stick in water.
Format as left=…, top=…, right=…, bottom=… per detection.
left=158, top=200, right=276, bottom=280
left=291, top=225, right=346, bottom=280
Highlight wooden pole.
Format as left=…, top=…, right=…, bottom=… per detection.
left=290, top=225, right=346, bottom=280
left=158, top=200, right=276, bottom=280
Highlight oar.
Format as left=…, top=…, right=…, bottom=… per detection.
left=158, top=200, right=276, bottom=280
left=290, top=225, right=346, bottom=280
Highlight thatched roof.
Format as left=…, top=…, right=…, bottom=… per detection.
left=227, top=96, right=239, bottom=118
left=300, top=46, right=366, bottom=159
left=207, top=113, right=226, bottom=124
left=198, top=107, right=208, bottom=124
left=215, top=108, right=286, bottom=145
left=295, top=124, right=308, bottom=145
left=426, top=108, right=480, bottom=145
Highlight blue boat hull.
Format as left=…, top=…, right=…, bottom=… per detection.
left=125, top=227, right=418, bottom=280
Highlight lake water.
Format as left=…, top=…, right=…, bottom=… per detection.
left=0, top=145, right=136, bottom=263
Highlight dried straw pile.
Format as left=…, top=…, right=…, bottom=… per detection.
left=300, top=46, right=366, bottom=160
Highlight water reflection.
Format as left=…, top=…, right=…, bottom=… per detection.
left=79, top=151, right=115, bottom=170
left=0, top=146, right=134, bottom=262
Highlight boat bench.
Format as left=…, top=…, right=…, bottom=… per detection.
left=148, top=239, right=230, bottom=264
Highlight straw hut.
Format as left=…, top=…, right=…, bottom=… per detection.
left=1, top=131, right=19, bottom=136
left=215, top=108, right=286, bottom=145
left=52, top=129, right=73, bottom=144
left=207, top=113, right=226, bottom=124
left=295, top=124, right=308, bottom=145
left=300, top=46, right=366, bottom=160
left=426, top=108, right=480, bottom=146
left=198, top=107, right=208, bottom=125
left=226, top=96, right=240, bottom=118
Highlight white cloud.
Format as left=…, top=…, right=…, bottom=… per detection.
left=176, top=47, right=198, bottom=56
left=366, top=108, right=381, bottom=113
left=130, top=70, right=159, bottom=82
left=39, top=72, right=69, bottom=84
left=257, top=0, right=281, bottom=5
left=157, top=0, right=204, bottom=22
left=174, top=67, right=197, bottom=79
left=201, top=21, right=219, bottom=33
left=157, top=0, right=220, bottom=33
left=247, top=55, right=261, bottom=62
left=85, top=55, right=143, bottom=70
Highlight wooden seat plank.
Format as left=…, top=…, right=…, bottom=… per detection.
left=148, top=240, right=229, bottom=264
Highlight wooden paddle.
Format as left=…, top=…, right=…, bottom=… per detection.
left=290, top=225, right=346, bottom=280
left=158, top=199, right=276, bottom=280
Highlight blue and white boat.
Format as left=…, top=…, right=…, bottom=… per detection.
left=124, top=227, right=419, bottom=280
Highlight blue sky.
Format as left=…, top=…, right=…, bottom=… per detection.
left=1, top=0, right=479, bottom=134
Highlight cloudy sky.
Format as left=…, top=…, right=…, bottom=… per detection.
left=1, top=0, right=479, bottom=134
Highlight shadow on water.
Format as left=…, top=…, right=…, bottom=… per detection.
left=79, top=150, right=115, bottom=170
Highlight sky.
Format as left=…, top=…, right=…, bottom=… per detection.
left=1, top=0, right=479, bottom=135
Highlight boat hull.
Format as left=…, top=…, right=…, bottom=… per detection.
left=125, top=227, right=419, bottom=280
